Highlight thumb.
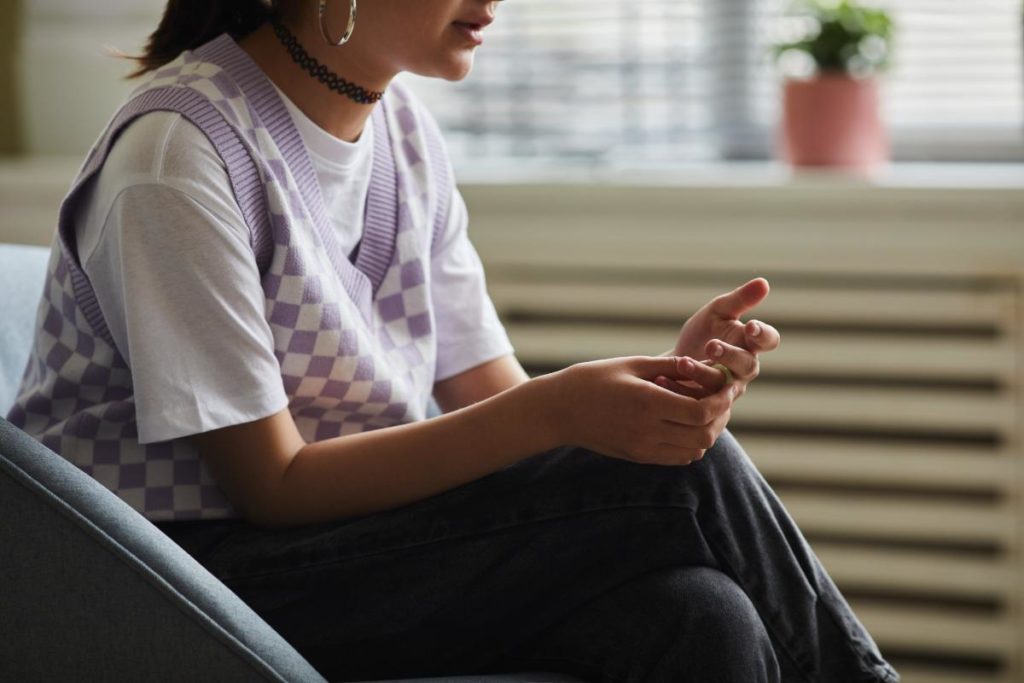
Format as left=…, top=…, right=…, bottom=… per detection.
left=709, top=277, right=770, bottom=320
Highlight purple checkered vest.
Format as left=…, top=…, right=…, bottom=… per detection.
left=5, top=33, right=454, bottom=520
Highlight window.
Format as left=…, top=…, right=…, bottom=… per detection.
left=399, top=0, right=1024, bottom=169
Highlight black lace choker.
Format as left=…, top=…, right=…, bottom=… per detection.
left=270, top=17, right=384, bottom=105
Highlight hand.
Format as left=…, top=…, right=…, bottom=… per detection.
left=550, top=355, right=737, bottom=466
left=653, top=343, right=760, bottom=401
left=672, top=278, right=781, bottom=364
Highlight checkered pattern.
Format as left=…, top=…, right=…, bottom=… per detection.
left=5, top=34, right=453, bottom=521
left=6, top=240, right=231, bottom=517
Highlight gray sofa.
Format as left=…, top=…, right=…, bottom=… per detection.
left=0, top=241, right=582, bottom=683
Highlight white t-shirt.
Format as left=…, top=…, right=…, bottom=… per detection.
left=73, top=85, right=513, bottom=444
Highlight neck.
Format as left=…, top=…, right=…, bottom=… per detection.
left=238, top=20, right=393, bottom=143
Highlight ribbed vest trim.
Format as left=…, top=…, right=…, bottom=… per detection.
left=55, top=86, right=272, bottom=356
left=422, top=112, right=453, bottom=253
left=193, top=34, right=402, bottom=320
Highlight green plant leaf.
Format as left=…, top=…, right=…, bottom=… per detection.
left=769, top=0, right=895, bottom=75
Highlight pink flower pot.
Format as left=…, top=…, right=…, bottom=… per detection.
left=777, top=73, right=889, bottom=172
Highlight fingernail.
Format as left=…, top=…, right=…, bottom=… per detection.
left=711, top=344, right=724, bottom=358
left=751, top=322, right=762, bottom=337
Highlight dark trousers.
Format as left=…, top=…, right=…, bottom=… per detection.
left=155, top=429, right=900, bottom=683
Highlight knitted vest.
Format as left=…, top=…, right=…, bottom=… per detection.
left=5, top=33, right=454, bottom=520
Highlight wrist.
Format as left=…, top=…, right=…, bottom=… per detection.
left=523, top=367, right=572, bottom=449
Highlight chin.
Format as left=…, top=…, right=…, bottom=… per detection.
left=413, top=55, right=475, bottom=82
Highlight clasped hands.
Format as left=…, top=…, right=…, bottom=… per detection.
left=550, top=278, right=779, bottom=467
left=658, top=277, right=780, bottom=401
left=647, top=277, right=779, bottom=462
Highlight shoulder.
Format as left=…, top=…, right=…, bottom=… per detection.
left=75, top=109, right=248, bottom=264
left=384, top=77, right=448, bottom=153
left=383, top=78, right=455, bottom=228
left=85, top=108, right=234, bottom=225
left=101, top=110, right=227, bottom=187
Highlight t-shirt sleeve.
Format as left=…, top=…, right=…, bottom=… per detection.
left=430, top=184, right=516, bottom=383
left=80, top=116, right=289, bottom=444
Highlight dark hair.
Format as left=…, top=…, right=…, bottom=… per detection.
left=127, top=0, right=277, bottom=78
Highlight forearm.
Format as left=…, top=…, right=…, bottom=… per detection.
left=433, top=353, right=530, bottom=413
left=262, top=372, right=563, bottom=528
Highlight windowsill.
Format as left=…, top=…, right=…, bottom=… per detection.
left=2, top=154, right=1023, bottom=190
left=1, top=155, right=1022, bottom=247
left=454, top=159, right=1024, bottom=190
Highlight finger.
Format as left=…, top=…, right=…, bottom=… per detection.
left=653, top=375, right=712, bottom=399
left=629, top=355, right=692, bottom=381
left=647, top=380, right=734, bottom=427
left=677, top=356, right=729, bottom=390
left=644, top=382, right=716, bottom=426
left=705, top=340, right=758, bottom=379
left=644, top=443, right=705, bottom=466
left=708, top=277, right=770, bottom=321
left=656, top=418, right=719, bottom=450
left=743, top=319, right=781, bottom=353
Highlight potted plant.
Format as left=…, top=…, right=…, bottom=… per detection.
left=770, top=0, right=895, bottom=173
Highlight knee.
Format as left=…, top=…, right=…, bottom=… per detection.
left=664, top=566, right=780, bottom=682
left=704, top=428, right=748, bottom=469
left=696, top=428, right=769, bottom=488
left=680, top=566, right=770, bottom=646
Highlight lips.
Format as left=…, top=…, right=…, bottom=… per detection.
left=454, top=15, right=494, bottom=29
left=452, top=22, right=485, bottom=45
left=452, top=14, right=492, bottom=45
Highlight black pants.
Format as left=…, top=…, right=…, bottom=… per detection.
left=156, top=429, right=900, bottom=683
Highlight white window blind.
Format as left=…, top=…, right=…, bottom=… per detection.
left=398, top=0, right=1024, bottom=169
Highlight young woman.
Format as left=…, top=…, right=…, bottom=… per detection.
left=7, top=0, right=899, bottom=681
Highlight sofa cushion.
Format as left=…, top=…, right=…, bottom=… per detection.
left=0, top=242, right=49, bottom=414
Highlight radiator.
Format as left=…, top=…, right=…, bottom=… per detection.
left=466, top=177, right=1024, bottom=683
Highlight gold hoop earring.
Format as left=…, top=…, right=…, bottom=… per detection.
left=318, top=0, right=357, bottom=47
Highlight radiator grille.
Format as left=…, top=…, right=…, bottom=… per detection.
left=483, top=265, right=1021, bottom=683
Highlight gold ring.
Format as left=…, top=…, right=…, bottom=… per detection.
left=711, top=363, right=734, bottom=385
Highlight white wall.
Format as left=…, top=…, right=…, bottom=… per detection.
left=17, top=0, right=164, bottom=155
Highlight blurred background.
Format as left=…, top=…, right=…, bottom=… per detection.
left=1, top=1, right=1023, bottom=682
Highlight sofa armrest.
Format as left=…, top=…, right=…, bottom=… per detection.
left=0, top=416, right=327, bottom=682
